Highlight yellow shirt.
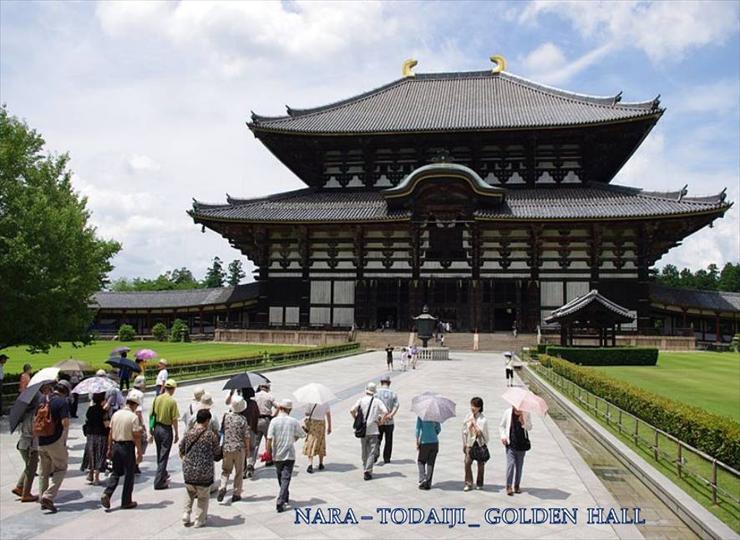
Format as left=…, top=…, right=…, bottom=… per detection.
left=152, top=393, right=180, bottom=426
left=110, top=409, right=142, bottom=442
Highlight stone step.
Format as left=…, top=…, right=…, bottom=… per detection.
left=354, top=330, right=537, bottom=351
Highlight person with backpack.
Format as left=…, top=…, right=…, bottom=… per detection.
left=266, top=399, right=305, bottom=513
left=36, top=380, right=72, bottom=513
left=217, top=396, right=250, bottom=503
left=350, top=382, right=388, bottom=481
left=12, top=383, right=51, bottom=503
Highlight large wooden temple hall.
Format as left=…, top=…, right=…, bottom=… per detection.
left=189, top=58, right=731, bottom=333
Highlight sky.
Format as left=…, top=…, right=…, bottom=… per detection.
left=1, top=0, right=739, bottom=283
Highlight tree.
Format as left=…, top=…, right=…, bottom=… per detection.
left=203, top=256, right=226, bottom=288
left=227, top=259, right=246, bottom=286
left=0, top=106, right=121, bottom=352
left=718, top=263, right=740, bottom=292
left=657, top=264, right=680, bottom=287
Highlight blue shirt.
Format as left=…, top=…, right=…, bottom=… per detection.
left=416, top=417, right=441, bottom=444
left=376, top=387, right=398, bottom=425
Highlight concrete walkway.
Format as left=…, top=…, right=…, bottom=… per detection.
left=0, top=352, right=644, bottom=539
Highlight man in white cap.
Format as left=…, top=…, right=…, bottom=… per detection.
left=101, top=393, right=143, bottom=510
left=218, top=396, right=250, bottom=503
left=350, top=382, right=389, bottom=481
left=155, top=359, right=168, bottom=396
left=187, top=393, right=220, bottom=435
left=504, top=352, right=514, bottom=387
left=181, top=387, right=205, bottom=429
left=128, top=387, right=148, bottom=474
left=266, top=399, right=305, bottom=513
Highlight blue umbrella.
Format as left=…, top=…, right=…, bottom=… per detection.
left=106, top=356, right=141, bottom=373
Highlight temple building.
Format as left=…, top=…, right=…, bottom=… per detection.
left=188, top=58, right=731, bottom=334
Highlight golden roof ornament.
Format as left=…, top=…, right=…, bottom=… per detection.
left=490, top=55, right=506, bottom=74
left=402, top=58, right=418, bottom=78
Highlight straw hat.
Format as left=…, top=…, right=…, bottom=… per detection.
left=230, top=396, right=247, bottom=413
left=365, top=382, right=377, bottom=395
left=199, top=393, right=214, bottom=408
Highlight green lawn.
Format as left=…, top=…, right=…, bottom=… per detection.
left=2, top=341, right=311, bottom=374
left=594, top=351, right=740, bottom=421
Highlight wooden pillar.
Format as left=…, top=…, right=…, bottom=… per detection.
left=701, top=315, right=706, bottom=341
left=612, top=325, right=617, bottom=347
left=199, top=309, right=204, bottom=334
left=715, top=313, right=721, bottom=343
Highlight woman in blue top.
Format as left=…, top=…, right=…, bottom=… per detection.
left=416, top=417, right=441, bottom=490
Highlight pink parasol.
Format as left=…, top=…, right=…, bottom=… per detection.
left=135, top=349, right=158, bottom=360
left=501, top=387, right=549, bottom=416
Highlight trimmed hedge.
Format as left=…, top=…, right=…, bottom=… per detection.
left=540, top=355, right=740, bottom=469
left=546, top=346, right=658, bottom=366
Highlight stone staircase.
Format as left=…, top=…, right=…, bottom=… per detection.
left=355, top=330, right=537, bottom=352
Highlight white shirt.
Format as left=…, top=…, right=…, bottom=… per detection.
left=351, top=394, right=388, bottom=436
left=499, top=407, right=532, bottom=441
left=156, top=368, right=168, bottom=386
left=305, top=403, right=330, bottom=420
left=462, top=411, right=489, bottom=447
left=267, top=412, right=305, bottom=461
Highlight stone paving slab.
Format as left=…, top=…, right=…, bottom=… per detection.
left=1, top=352, right=644, bottom=539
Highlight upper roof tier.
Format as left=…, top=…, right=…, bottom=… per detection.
left=249, top=70, right=662, bottom=135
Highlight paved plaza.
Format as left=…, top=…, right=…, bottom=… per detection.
left=0, top=352, right=644, bottom=539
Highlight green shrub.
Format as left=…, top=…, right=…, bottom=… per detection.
left=117, top=324, right=135, bottom=341
left=540, top=355, right=740, bottom=468
left=152, top=322, right=168, bottom=342
left=546, top=346, right=658, bottom=366
left=731, top=334, right=740, bottom=353
left=536, top=344, right=547, bottom=354
left=170, top=319, right=190, bottom=342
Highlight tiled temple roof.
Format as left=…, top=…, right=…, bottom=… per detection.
left=249, top=71, right=661, bottom=134
left=91, top=283, right=259, bottom=311
left=649, top=283, right=740, bottom=314
left=545, top=289, right=634, bottom=324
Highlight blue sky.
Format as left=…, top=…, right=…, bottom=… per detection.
left=1, top=1, right=738, bottom=281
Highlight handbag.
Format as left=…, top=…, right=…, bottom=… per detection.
left=470, top=440, right=491, bottom=462
left=353, top=397, right=374, bottom=438
left=303, top=404, right=318, bottom=432
left=522, top=430, right=531, bottom=452
left=148, top=396, right=158, bottom=432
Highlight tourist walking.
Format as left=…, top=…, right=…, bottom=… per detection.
left=131, top=379, right=148, bottom=473
left=218, top=396, right=250, bottom=503
left=13, top=402, right=42, bottom=502
left=376, top=375, right=399, bottom=464
left=151, top=379, right=179, bottom=490
left=410, top=345, right=418, bottom=369
left=266, top=399, right=305, bottom=512
left=187, top=393, right=219, bottom=435
left=499, top=405, right=532, bottom=496
left=303, top=402, right=332, bottom=473
left=118, top=351, right=131, bottom=391
left=181, top=387, right=205, bottom=428
left=19, top=363, right=32, bottom=393
left=505, top=352, right=514, bottom=387
left=101, top=393, right=143, bottom=510
left=416, top=416, right=441, bottom=490
left=81, top=392, right=108, bottom=485
left=68, top=370, right=83, bottom=418
left=180, top=409, right=221, bottom=528
left=350, top=382, right=388, bottom=481
left=253, top=382, right=276, bottom=467
left=154, top=360, right=168, bottom=395
left=385, top=344, right=394, bottom=371
left=37, top=380, right=72, bottom=513
left=462, top=396, right=489, bottom=491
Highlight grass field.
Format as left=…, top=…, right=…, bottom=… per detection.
left=594, top=351, right=740, bottom=421
left=1, top=341, right=311, bottom=374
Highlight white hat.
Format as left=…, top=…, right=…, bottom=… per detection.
left=230, top=396, right=247, bottom=413
left=96, top=369, right=107, bottom=376
left=133, top=375, right=146, bottom=389
left=193, top=387, right=205, bottom=400
left=200, top=393, right=214, bottom=408
left=158, top=359, right=168, bottom=366
left=279, top=398, right=293, bottom=410
left=126, top=390, right=143, bottom=406
left=504, top=351, right=513, bottom=357
left=365, top=382, right=377, bottom=395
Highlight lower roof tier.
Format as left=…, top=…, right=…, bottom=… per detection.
left=190, top=183, right=730, bottom=224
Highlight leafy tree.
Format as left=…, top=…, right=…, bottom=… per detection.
left=110, top=267, right=202, bottom=291
left=0, top=106, right=121, bottom=352
left=151, top=322, right=168, bottom=341
left=227, top=259, right=246, bottom=286
left=203, top=256, right=226, bottom=288
left=718, top=263, right=740, bottom=292
left=170, top=318, right=190, bottom=342
left=658, top=264, right=680, bottom=287
left=117, top=324, right=135, bottom=341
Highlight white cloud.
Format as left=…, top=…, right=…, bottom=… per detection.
left=519, top=42, right=613, bottom=86
left=520, top=1, right=739, bottom=63
left=672, top=79, right=740, bottom=115
left=127, top=154, right=160, bottom=173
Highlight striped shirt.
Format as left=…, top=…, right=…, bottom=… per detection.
left=267, top=412, right=305, bottom=461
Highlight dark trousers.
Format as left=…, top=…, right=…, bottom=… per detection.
left=417, top=442, right=438, bottom=486
left=120, top=378, right=130, bottom=391
left=69, top=393, right=79, bottom=418
left=275, top=460, right=294, bottom=506
left=154, top=424, right=173, bottom=488
left=378, top=424, right=394, bottom=462
left=105, top=441, right=135, bottom=505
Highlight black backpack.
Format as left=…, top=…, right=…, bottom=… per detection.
left=353, top=397, right=374, bottom=438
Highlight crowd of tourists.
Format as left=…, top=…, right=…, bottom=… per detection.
left=6, top=350, right=534, bottom=527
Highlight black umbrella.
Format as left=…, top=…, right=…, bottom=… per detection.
left=223, top=371, right=271, bottom=391
left=9, top=381, right=54, bottom=433
left=105, top=356, right=142, bottom=373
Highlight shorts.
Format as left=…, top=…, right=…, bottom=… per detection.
left=505, top=368, right=514, bottom=379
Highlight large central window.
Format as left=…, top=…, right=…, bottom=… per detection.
left=426, top=223, right=465, bottom=261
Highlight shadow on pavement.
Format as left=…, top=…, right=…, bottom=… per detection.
left=205, top=515, right=246, bottom=528
left=290, top=497, right=327, bottom=508
left=320, top=463, right=357, bottom=472
left=521, top=487, right=571, bottom=500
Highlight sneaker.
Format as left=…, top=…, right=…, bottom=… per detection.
left=193, top=520, right=206, bottom=528
left=40, top=498, right=57, bottom=513
left=121, top=501, right=138, bottom=510
left=418, top=482, right=425, bottom=490
left=217, top=489, right=226, bottom=502
left=100, top=493, right=111, bottom=509
left=231, top=494, right=241, bottom=503
left=318, top=463, right=325, bottom=471
left=506, top=488, right=514, bottom=496
left=463, top=484, right=472, bottom=492
left=182, top=512, right=191, bottom=525
left=363, top=472, right=372, bottom=481
left=276, top=503, right=285, bottom=513
left=514, top=486, right=521, bottom=494
left=246, top=465, right=254, bottom=478
left=306, top=465, right=313, bottom=474
left=475, top=485, right=483, bottom=491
